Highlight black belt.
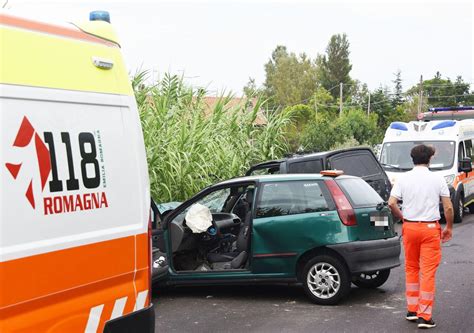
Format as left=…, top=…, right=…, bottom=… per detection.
left=403, top=219, right=438, bottom=223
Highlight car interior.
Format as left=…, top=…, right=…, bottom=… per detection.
left=168, top=184, right=255, bottom=272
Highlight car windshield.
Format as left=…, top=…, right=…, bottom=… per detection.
left=380, top=141, right=455, bottom=171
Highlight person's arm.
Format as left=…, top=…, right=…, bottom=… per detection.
left=388, top=195, right=403, bottom=220
left=441, top=196, right=453, bottom=242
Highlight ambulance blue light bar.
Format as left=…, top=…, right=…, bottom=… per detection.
left=390, top=122, right=408, bottom=131
left=432, top=121, right=456, bottom=130
left=428, top=106, right=474, bottom=112
left=90, top=10, right=110, bottom=23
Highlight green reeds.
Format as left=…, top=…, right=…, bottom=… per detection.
left=135, top=72, right=293, bottom=202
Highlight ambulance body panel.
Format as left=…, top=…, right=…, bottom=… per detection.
left=380, top=119, right=474, bottom=221
left=0, top=13, right=154, bottom=332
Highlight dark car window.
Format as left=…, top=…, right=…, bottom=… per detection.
left=464, top=139, right=472, bottom=159
left=256, top=181, right=330, bottom=218
left=335, top=178, right=383, bottom=208
left=287, top=159, right=324, bottom=174
left=330, top=153, right=381, bottom=178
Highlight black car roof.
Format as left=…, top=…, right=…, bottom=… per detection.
left=286, top=146, right=374, bottom=162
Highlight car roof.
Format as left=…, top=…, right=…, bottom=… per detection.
left=216, top=173, right=358, bottom=186
left=286, top=146, right=373, bottom=161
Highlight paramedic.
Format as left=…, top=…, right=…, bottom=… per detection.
left=388, top=144, right=453, bottom=329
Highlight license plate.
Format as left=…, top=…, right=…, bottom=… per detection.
left=370, top=212, right=389, bottom=229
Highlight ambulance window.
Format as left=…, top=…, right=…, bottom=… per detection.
left=458, top=142, right=465, bottom=160
left=464, top=140, right=472, bottom=159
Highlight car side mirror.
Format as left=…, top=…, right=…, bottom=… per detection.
left=458, top=157, right=472, bottom=174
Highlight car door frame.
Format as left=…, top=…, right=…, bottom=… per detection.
left=160, top=180, right=259, bottom=281
left=326, top=149, right=392, bottom=201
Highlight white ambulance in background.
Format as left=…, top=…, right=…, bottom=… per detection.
left=1, top=11, right=154, bottom=332
left=380, top=106, right=474, bottom=223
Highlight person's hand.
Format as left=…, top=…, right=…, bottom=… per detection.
left=441, top=227, right=452, bottom=243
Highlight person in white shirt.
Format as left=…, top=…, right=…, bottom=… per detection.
left=388, top=144, right=453, bottom=329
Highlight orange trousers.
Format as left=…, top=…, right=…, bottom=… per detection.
left=403, top=221, right=442, bottom=320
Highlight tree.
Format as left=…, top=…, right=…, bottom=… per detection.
left=369, top=86, right=410, bottom=140
left=337, top=108, right=379, bottom=145
left=392, top=70, right=403, bottom=107
left=243, top=77, right=261, bottom=98
left=301, top=114, right=347, bottom=152
left=263, top=45, right=318, bottom=108
left=316, top=33, right=352, bottom=100
left=406, top=72, right=474, bottom=108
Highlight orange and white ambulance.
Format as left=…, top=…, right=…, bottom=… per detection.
left=380, top=107, right=474, bottom=224
left=0, top=11, right=154, bottom=332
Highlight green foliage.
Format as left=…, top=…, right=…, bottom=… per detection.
left=406, top=72, right=474, bottom=107
left=263, top=45, right=318, bottom=107
left=300, top=108, right=377, bottom=152
left=316, top=33, right=352, bottom=100
left=283, top=104, right=313, bottom=150
left=243, top=77, right=261, bottom=98
left=137, top=72, right=293, bottom=202
left=337, top=108, right=379, bottom=145
left=301, top=114, right=343, bottom=152
left=310, top=86, right=337, bottom=116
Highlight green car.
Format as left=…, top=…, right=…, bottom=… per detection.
left=151, top=173, right=400, bottom=304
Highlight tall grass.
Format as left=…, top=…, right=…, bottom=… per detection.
left=134, top=72, right=293, bottom=202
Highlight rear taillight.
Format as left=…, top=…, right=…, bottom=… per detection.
left=325, top=179, right=357, bottom=226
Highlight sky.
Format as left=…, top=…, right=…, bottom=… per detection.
left=4, top=0, right=473, bottom=96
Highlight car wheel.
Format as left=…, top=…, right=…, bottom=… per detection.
left=454, top=194, right=464, bottom=223
left=468, top=203, right=474, bottom=214
left=301, top=254, right=350, bottom=305
left=352, top=269, right=390, bottom=289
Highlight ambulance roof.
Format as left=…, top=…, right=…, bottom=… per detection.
left=383, top=119, right=474, bottom=143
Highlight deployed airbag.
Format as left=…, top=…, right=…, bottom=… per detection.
left=185, top=203, right=212, bottom=233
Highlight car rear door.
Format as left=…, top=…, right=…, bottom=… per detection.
left=335, top=177, right=396, bottom=241
left=327, top=150, right=391, bottom=201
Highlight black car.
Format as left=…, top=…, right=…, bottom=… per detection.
left=246, top=147, right=392, bottom=201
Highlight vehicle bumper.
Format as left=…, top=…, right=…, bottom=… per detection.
left=327, top=236, right=401, bottom=274
left=103, top=304, right=155, bottom=333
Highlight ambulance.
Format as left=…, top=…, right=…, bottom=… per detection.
left=0, top=11, right=154, bottom=332
left=380, top=107, right=474, bottom=223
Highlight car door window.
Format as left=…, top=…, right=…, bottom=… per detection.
left=256, top=181, right=330, bottom=218
left=330, top=153, right=381, bottom=178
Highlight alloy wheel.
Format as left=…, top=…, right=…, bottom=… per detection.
left=307, top=262, right=341, bottom=299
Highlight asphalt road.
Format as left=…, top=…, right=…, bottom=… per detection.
left=152, top=215, right=474, bottom=333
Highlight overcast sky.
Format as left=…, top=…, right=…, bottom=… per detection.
left=4, top=0, right=473, bottom=96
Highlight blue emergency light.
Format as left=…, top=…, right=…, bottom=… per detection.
left=89, top=11, right=110, bottom=23
left=390, top=122, right=408, bottom=131
left=431, top=120, right=456, bottom=130
left=428, top=106, right=474, bottom=112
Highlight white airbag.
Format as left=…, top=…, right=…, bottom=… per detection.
left=185, top=203, right=212, bottom=233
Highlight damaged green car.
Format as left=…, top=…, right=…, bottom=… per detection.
left=151, top=173, right=400, bottom=304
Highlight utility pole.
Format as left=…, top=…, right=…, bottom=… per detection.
left=418, top=75, right=423, bottom=115
left=367, top=93, right=371, bottom=116
left=339, top=82, right=343, bottom=116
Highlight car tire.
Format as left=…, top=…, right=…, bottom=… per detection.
left=301, top=254, right=351, bottom=305
left=468, top=203, right=474, bottom=214
left=352, top=269, right=390, bottom=289
left=454, top=193, right=464, bottom=224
